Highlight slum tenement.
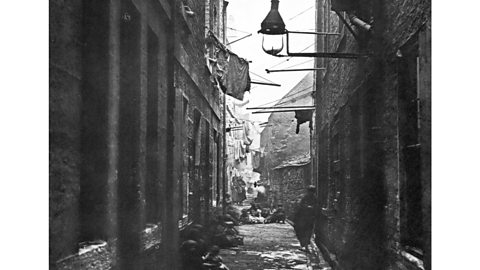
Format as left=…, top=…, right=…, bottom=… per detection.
left=50, top=0, right=251, bottom=269
left=312, top=1, right=431, bottom=270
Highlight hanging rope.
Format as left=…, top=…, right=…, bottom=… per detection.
left=250, top=71, right=277, bottom=84
left=282, top=59, right=314, bottom=70
left=266, top=43, right=315, bottom=69
left=253, top=86, right=313, bottom=109
left=288, top=5, right=314, bottom=21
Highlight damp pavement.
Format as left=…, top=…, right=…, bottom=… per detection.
left=220, top=223, right=332, bottom=270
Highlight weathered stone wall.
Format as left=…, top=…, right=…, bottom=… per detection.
left=50, top=0, right=226, bottom=269
left=49, top=0, right=84, bottom=264
left=313, top=1, right=430, bottom=269
left=260, top=73, right=314, bottom=186
left=271, top=164, right=312, bottom=218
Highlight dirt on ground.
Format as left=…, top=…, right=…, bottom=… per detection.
left=220, top=223, right=331, bottom=270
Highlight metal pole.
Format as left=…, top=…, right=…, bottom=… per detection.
left=247, top=105, right=315, bottom=110
left=252, top=108, right=315, bottom=114
left=288, top=30, right=341, bottom=36
left=266, top=68, right=326, bottom=73
left=250, top=81, right=281, bottom=87
left=275, top=52, right=371, bottom=59
left=227, top=33, right=252, bottom=45
left=222, top=91, right=227, bottom=215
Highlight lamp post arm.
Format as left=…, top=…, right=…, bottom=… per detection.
left=287, top=30, right=341, bottom=36
left=266, top=68, right=326, bottom=73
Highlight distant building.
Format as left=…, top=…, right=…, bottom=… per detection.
left=260, top=72, right=314, bottom=208
left=270, top=155, right=312, bottom=217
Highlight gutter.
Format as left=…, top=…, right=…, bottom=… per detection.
left=284, top=219, right=339, bottom=269
left=314, top=239, right=343, bottom=270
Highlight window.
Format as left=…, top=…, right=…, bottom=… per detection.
left=190, top=110, right=202, bottom=222
left=398, top=35, right=424, bottom=253
left=79, top=0, right=110, bottom=243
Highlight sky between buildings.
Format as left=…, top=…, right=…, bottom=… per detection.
left=226, top=0, right=316, bottom=123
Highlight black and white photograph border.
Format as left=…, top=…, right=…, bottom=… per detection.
left=1, top=1, right=480, bottom=270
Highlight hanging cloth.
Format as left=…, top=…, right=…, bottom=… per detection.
left=211, top=35, right=251, bottom=101
left=252, top=150, right=261, bottom=169
left=222, top=53, right=251, bottom=101
left=294, top=110, right=313, bottom=134
left=242, top=121, right=253, bottom=146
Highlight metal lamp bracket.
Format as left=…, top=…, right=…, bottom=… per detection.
left=276, top=30, right=371, bottom=59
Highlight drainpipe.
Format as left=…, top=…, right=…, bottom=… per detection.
left=348, top=13, right=372, bottom=32
left=222, top=91, right=227, bottom=215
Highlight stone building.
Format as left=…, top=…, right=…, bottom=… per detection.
left=270, top=155, right=312, bottom=218
left=50, top=0, right=240, bottom=269
left=259, top=72, right=314, bottom=208
left=312, top=0, right=431, bottom=269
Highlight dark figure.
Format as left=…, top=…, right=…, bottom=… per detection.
left=261, top=208, right=271, bottom=219
left=182, top=224, right=208, bottom=256
left=180, top=240, right=204, bottom=270
left=237, top=187, right=246, bottom=205
left=267, top=204, right=286, bottom=223
left=248, top=203, right=259, bottom=217
left=292, top=186, right=317, bottom=252
left=203, top=245, right=229, bottom=270
left=224, top=193, right=232, bottom=206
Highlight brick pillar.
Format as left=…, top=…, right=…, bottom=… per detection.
left=116, top=0, right=146, bottom=268
left=162, top=0, right=180, bottom=268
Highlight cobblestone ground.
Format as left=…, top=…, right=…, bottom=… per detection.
left=220, top=223, right=331, bottom=270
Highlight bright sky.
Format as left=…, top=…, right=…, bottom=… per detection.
left=226, top=0, right=316, bottom=123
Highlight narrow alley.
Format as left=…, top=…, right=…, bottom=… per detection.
left=49, top=0, right=431, bottom=269
left=221, top=223, right=330, bottom=270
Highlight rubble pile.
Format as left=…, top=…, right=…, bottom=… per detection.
left=239, top=203, right=286, bottom=225
left=179, top=209, right=245, bottom=270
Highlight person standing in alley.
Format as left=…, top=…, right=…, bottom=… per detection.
left=292, top=185, right=318, bottom=253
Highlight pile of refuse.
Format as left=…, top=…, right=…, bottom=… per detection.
left=239, top=203, right=286, bottom=225
left=179, top=209, right=244, bottom=270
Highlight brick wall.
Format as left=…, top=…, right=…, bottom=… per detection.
left=260, top=73, right=313, bottom=188
left=313, top=1, right=430, bottom=269
left=271, top=164, right=312, bottom=218
left=49, top=0, right=84, bottom=264
left=50, top=0, right=227, bottom=269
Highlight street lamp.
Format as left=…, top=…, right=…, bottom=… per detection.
left=257, top=0, right=287, bottom=55
left=258, top=0, right=372, bottom=59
